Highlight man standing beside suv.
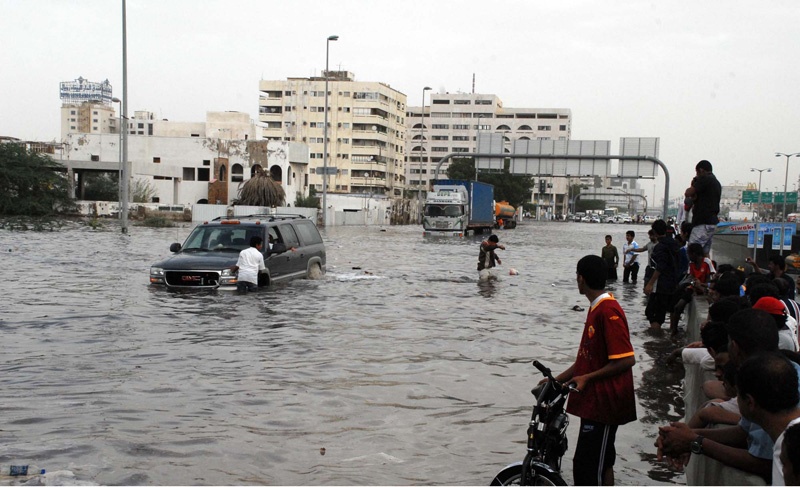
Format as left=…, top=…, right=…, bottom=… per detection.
left=231, top=236, right=266, bottom=293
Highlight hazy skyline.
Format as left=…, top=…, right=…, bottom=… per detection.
left=2, top=0, right=798, bottom=204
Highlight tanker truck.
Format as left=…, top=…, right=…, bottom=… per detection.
left=422, top=179, right=495, bottom=237
left=495, top=201, right=517, bottom=229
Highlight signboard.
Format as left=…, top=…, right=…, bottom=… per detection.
left=316, top=166, right=338, bottom=175
left=742, top=190, right=759, bottom=204
left=59, top=77, right=113, bottom=105
left=476, top=133, right=505, bottom=170
left=773, top=192, right=798, bottom=204
left=509, top=139, right=611, bottom=177
left=761, top=192, right=774, bottom=203
left=772, top=225, right=795, bottom=250
left=617, top=137, right=659, bottom=179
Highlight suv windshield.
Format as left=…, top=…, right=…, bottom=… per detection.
left=182, top=226, right=263, bottom=251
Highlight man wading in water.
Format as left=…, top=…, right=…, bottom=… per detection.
left=477, top=234, right=505, bottom=281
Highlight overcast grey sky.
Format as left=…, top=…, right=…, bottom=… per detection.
left=2, top=0, right=798, bottom=204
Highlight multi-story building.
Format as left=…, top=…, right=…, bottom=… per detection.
left=59, top=77, right=118, bottom=142
left=258, top=71, right=407, bottom=197
left=405, top=93, right=572, bottom=188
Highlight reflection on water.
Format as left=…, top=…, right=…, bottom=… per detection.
left=0, top=221, right=684, bottom=485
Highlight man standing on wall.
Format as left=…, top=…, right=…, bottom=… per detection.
left=685, top=160, right=722, bottom=257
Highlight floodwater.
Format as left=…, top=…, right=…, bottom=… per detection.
left=1, top=220, right=688, bottom=485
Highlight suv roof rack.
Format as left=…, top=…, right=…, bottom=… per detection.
left=211, top=214, right=307, bottom=222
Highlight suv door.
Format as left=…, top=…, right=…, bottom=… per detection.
left=276, top=223, right=304, bottom=277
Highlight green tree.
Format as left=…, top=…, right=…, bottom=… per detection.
left=131, top=178, right=157, bottom=203
left=445, top=157, right=534, bottom=208
left=83, top=172, right=119, bottom=201
left=295, top=187, right=320, bottom=208
left=0, top=143, right=75, bottom=216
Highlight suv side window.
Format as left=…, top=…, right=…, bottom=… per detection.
left=277, top=224, right=300, bottom=247
left=294, top=220, right=323, bottom=245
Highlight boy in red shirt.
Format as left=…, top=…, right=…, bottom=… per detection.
left=670, top=243, right=716, bottom=335
left=553, top=254, right=637, bottom=485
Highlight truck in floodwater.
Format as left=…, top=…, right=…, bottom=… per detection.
left=422, top=179, right=495, bottom=237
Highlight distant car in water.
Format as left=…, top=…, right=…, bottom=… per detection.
left=149, top=214, right=326, bottom=290
left=590, top=215, right=601, bottom=223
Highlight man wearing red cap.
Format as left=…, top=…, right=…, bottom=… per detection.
left=753, top=296, right=799, bottom=352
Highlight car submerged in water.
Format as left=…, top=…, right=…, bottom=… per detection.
left=149, top=214, right=326, bottom=290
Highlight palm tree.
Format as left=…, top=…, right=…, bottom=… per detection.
left=233, top=167, right=286, bottom=207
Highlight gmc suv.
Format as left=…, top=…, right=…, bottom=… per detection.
left=149, top=214, right=326, bottom=290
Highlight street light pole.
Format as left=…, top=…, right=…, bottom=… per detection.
left=120, top=0, right=129, bottom=234
left=751, top=167, right=771, bottom=261
left=776, top=152, right=800, bottom=254
left=322, top=34, right=338, bottom=227
left=420, top=86, right=431, bottom=190
left=112, top=97, right=122, bottom=211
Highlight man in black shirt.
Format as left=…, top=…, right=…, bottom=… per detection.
left=685, top=160, right=722, bottom=256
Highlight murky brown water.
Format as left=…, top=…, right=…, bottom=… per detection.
left=1, top=220, right=685, bottom=485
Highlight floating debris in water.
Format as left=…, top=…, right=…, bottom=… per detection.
left=571, top=305, right=585, bottom=312
left=508, top=268, right=519, bottom=275
left=320, top=447, right=326, bottom=456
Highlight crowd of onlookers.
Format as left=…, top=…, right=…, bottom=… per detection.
left=600, top=160, right=800, bottom=485
left=656, top=157, right=800, bottom=485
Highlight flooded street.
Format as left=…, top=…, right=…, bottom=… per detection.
left=1, top=221, right=684, bottom=485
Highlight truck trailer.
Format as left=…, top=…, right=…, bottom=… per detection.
left=422, top=179, right=495, bottom=236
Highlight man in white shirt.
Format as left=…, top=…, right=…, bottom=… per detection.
left=622, top=230, right=640, bottom=284
left=231, top=236, right=266, bottom=293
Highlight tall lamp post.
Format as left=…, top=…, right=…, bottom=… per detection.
left=751, top=167, right=771, bottom=261
left=112, top=97, right=122, bottom=209
left=322, top=34, right=338, bottom=227
left=420, top=86, right=431, bottom=190
left=120, top=0, right=130, bottom=234
left=776, top=152, right=800, bottom=254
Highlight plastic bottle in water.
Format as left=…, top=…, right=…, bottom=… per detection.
left=0, top=465, right=46, bottom=476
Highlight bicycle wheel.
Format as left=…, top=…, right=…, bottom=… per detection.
left=490, top=464, right=566, bottom=486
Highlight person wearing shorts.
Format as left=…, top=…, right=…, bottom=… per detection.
left=554, top=255, right=636, bottom=485
left=685, top=160, right=721, bottom=256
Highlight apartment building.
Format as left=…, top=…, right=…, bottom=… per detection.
left=258, top=71, right=407, bottom=197
left=405, top=93, right=571, bottom=187
left=59, top=77, right=117, bottom=142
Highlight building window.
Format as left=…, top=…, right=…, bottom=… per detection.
left=559, top=125, right=567, bottom=131
left=91, top=155, right=99, bottom=161
left=432, top=147, right=449, bottom=152
left=197, top=168, right=210, bottom=181
left=203, top=160, right=211, bottom=166
left=432, top=135, right=449, bottom=141
left=452, top=148, right=469, bottom=153
left=70, top=110, right=76, bottom=115
left=93, top=111, right=98, bottom=115
left=431, top=99, right=450, bottom=104
left=537, top=126, right=551, bottom=131
left=93, top=127, right=98, bottom=131
left=183, top=167, right=196, bottom=181
left=475, top=100, right=492, bottom=105
left=153, top=157, right=161, bottom=163
left=93, top=118, right=98, bottom=122
left=432, top=124, right=449, bottom=129
left=453, top=100, right=471, bottom=105
left=138, top=123, right=144, bottom=129
left=231, top=164, right=244, bottom=183
left=453, top=124, right=469, bottom=130
left=452, top=136, right=469, bottom=141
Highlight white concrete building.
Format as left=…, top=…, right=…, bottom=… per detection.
left=258, top=71, right=407, bottom=197
left=405, top=93, right=572, bottom=188
left=59, top=112, right=308, bottom=207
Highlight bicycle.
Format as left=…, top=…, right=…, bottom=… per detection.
left=490, top=360, right=576, bottom=486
